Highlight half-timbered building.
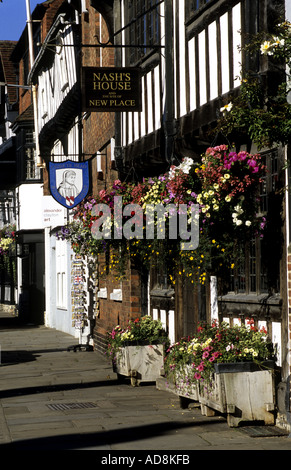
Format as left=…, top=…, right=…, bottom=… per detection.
left=108, top=0, right=290, bottom=430
left=4, top=0, right=291, bottom=430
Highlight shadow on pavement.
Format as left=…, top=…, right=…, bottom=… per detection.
left=0, top=419, right=224, bottom=450
left=0, top=378, right=126, bottom=399
left=0, top=350, right=38, bottom=366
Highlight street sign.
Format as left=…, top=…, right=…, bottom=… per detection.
left=49, top=160, right=90, bottom=208
left=82, top=67, right=142, bottom=112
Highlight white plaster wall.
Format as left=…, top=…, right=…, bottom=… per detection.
left=17, top=184, right=44, bottom=230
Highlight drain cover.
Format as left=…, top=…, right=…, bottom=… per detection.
left=47, top=402, right=98, bottom=411
left=239, top=426, right=288, bottom=438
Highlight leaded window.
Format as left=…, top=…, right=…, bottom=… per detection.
left=128, top=0, right=161, bottom=64
left=228, top=150, right=281, bottom=295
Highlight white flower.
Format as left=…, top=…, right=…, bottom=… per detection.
left=220, top=102, right=233, bottom=113
left=168, top=157, right=194, bottom=179
left=245, top=220, right=252, bottom=226
left=234, top=205, right=244, bottom=214
left=272, top=36, right=284, bottom=48
left=260, top=40, right=273, bottom=55
left=235, top=219, right=242, bottom=226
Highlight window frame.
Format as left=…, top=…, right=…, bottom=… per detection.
left=227, top=149, right=282, bottom=297
left=125, top=0, right=162, bottom=66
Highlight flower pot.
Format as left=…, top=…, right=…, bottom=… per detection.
left=202, top=362, right=276, bottom=427
left=113, top=343, right=164, bottom=386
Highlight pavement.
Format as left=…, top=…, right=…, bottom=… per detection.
left=0, top=312, right=291, bottom=460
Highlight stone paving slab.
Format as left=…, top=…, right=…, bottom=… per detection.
left=0, top=316, right=291, bottom=457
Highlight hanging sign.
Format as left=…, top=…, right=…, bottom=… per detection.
left=82, top=67, right=142, bottom=112
left=49, top=160, right=90, bottom=208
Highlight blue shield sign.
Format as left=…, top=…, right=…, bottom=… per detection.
left=49, top=160, right=90, bottom=208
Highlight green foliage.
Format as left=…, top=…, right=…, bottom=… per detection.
left=214, top=21, right=291, bottom=149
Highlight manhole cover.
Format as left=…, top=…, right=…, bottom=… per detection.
left=239, top=426, right=288, bottom=438
left=47, top=402, right=98, bottom=411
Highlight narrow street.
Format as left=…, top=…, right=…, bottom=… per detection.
left=0, top=312, right=290, bottom=457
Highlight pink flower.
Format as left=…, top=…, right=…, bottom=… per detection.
left=194, top=372, right=201, bottom=380
left=197, top=362, right=204, bottom=372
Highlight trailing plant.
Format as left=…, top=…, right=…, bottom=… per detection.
left=0, top=224, right=16, bottom=282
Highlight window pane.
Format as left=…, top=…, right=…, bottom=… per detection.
left=129, top=0, right=160, bottom=64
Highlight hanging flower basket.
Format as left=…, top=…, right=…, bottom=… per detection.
left=56, top=145, right=266, bottom=286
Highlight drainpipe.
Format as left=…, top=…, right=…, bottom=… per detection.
left=164, top=0, right=175, bottom=165
left=25, top=0, right=44, bottom=168
left=113, top=0, right=123, bottom=177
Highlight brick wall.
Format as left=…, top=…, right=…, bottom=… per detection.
left=93, top=257, right=143, bottom=354
left=81, top=5, right=116, bottom=192
left=40, top=0, right=64, bottom=43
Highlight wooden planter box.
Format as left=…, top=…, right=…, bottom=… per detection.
left=172, top=361, right=276, bottom=427
left=175, top=365, right=199, bottom=401
left=113, top=343, right=164, bottom=386
left=213, top=362, right=276, bottom=427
